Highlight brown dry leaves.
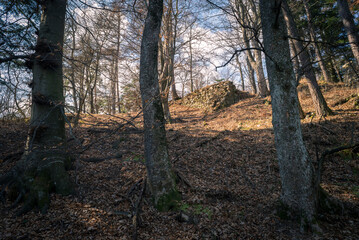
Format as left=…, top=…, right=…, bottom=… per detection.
left=1, top=83, right=359, bottom=239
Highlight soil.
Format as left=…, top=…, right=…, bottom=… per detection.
left=1, top=83, right=358, bottom=239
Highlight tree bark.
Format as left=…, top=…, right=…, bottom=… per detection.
left=246, top=57, right=257, bottom=94
left=282, top=0, right=333, bottom=117
left=260, top=0, right=318, bottom=220
left=236, top=54, right=245, bottom=91
left=170, top=0, right=180, bottom=100
left=2, top=0, right=72, bottom=214
left=139, top=0, right=179, bottom=211
left=337, top=0, right=359, bottom=66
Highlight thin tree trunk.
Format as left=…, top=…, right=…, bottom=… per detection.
left=289, top=39, right=300, bottom=80
left=246, top=57, right=257, bottom=94
left=303, top=0, right=331, bottom=82
left=139, top=0, right=178, bottom=210
left=252, top=40, right=269, bottom=96
left=171, top=0, right=180, bottom=100
left=337, top=0, right=359, bottom=66
left=282, top=0, right=333, bottom=116
left=70, top=19, right=78, bottom=113
left=237, top=0, right=268, bottom=97
left=260, top=0, right=318, bottom=221
left=189, top=25, right=194, bottom=92
left=115, top=12, right=121, bottom=113
left=236, top=54, right=245, bottom=91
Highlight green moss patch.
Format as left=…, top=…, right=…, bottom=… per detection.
left=155, top=188, right=181, bottom=212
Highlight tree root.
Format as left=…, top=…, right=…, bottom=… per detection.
left=0, top=149, right=73, bottom=215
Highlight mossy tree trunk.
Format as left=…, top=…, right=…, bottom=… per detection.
left=260, top=0, right=318, bottom=221
left=0, top=0, right=72, bottom=214
left=139, top=0, right=178, bottom=211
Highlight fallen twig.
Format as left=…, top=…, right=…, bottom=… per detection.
left=132, top=178, right=146, bottom=240
left=174, top=170, right=192, bottom=188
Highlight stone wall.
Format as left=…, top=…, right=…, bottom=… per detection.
left=180, top=81, right=252, bottom=111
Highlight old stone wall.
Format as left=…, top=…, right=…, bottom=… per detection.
left=181, top=81, right=252, bottom=111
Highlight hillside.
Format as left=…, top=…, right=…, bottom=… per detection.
left=0, top=84, right=359, bottom=239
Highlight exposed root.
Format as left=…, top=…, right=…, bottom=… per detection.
left=0, top=149, right=73, bottom=215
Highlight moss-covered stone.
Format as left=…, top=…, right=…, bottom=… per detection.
left=155, top=188, right=181, bottom=212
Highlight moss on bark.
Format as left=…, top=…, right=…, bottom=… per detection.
left=155, top=188, right=181, bottom=212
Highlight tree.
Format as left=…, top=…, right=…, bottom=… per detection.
left=139, top=0, right=179, bottom=210
left=259, top=0, right=318, bottom=220
left=282, top=0, right=333, bottom=117
left=232, top=0, right=269, bottom=97
left=337, top=0, right=359, bottom=67
left=303, top=0, right=332, bottom=83
left=0, top=0, right=72, bottom=213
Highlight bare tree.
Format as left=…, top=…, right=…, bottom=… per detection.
left=1, top=0, right=72, bottom=213
left=282, top=0, right=333, bottom=116
left=303, top=0, right=332, bottom=82
left=260, top=0, right=318, bottom=221
left=139, top=0, right=179, bottom=210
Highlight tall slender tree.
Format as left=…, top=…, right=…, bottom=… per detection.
left=139, top=0, right=179, bottom=210
left=337, top=0, right=359, bottom=66
left=303, top=0, right=332, bottom=83
left=282, top=0, right=333, bottom=117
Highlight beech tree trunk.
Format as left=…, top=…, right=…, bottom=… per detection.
left=282, top=0, right=333, bottom=117
left=0, top=0, right=72, bottom=214
left=260, top=0, right=318, bottom=220
left=139, top=0, right=179, bottom=211
left=337, top=0, right=359, bottom=66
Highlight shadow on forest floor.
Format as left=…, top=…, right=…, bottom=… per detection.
left=0, top=84, right=358, bottom=239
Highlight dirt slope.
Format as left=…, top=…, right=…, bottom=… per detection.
left=0, top=83, right=358, bottom=239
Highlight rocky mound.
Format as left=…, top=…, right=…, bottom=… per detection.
left=181, top=81, right=253, bottom=111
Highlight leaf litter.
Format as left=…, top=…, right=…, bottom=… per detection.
left=0, top=83, right=358, bottom=239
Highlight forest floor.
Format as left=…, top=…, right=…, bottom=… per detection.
left=1, top=83, right=359, bottom=239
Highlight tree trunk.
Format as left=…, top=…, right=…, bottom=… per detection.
left=289, top=39, right=300, bottom=80
left=303, top=0, right=331, bottom=83
left=170, top=0, right=180, bottom=100
left=337, top=0, right=359, bottom=66
left=189, top=25, right=194, bottom=92
left=252, top=40, right=269, bottom=96
left=246, top=57, right=257, bottom=94
left=236, top=55, right=245, bottom=91
left=260, top=0, right=318, bottom=221
left=237, top=0, right=269, bottom=97
left=139, top=0, right=179, bottom=211
left=69, top=19, right=78, bottom=113
left=282, top=0, right=333, bottom=117
left=2, top=0, right=72, bottom=214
